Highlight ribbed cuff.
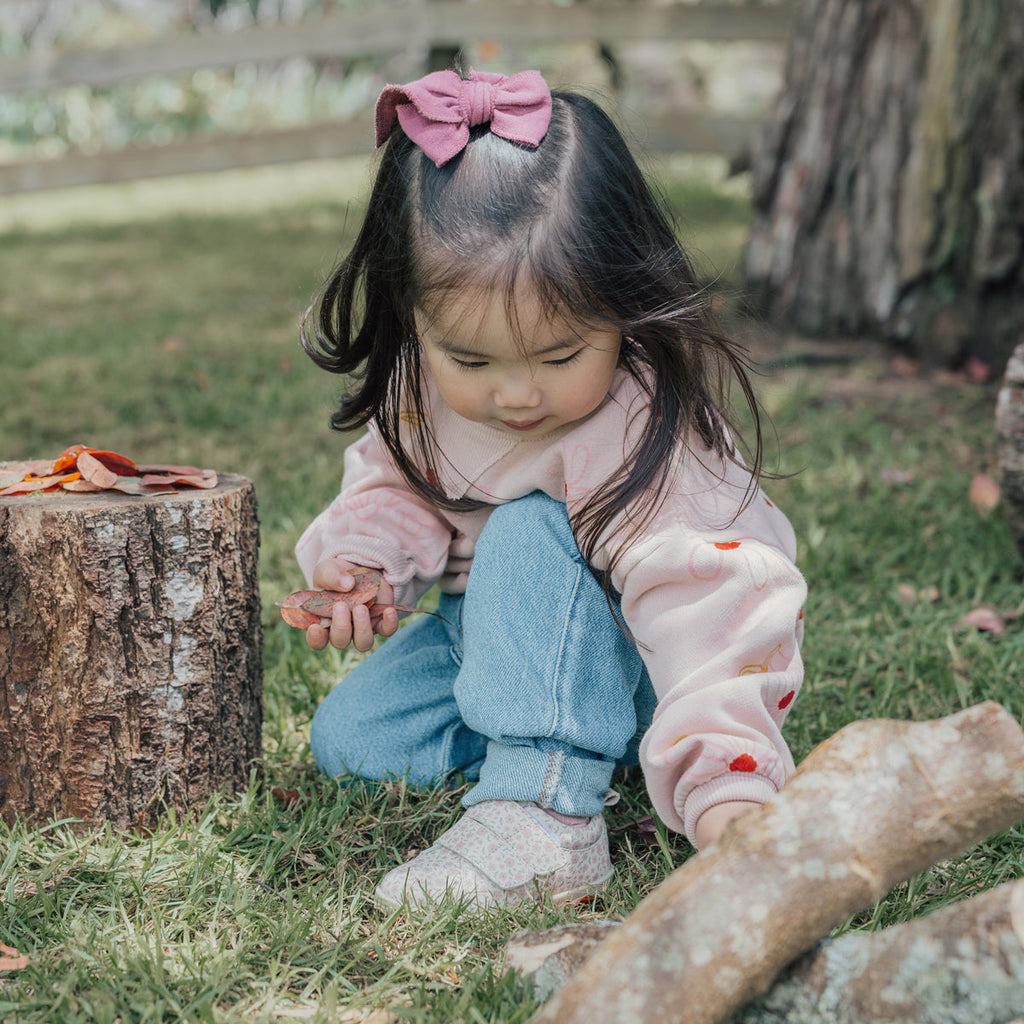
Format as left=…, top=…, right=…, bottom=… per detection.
left=326, top=539, right=416, bottom=604
left=681, top=772, right=779, bottom=848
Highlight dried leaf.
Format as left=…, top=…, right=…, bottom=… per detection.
left=278, top=571, right=383, bottom=629
left=961, top=605, right=1007, bottom=635
left=0, top=472, right=77, bottom=495
left=77, top=450, right=119, bottom=489
left=139, top=471, right=218, bottom=490
left=965, top=356, right=994, bottom=383
left=970, top=472, right=1001, bottom=513
left=277, top=569, right=449, bottom=632
left=0, top=943, right=28, bottom=972
left=88, top=449, right=138, bottom=475
left=136, top=462, right=204, bottom=476
left=61, top=478, right=106, bottom=493
left=1, top=446, right=217, bottom=498
left=618, top=814, right=660, bottom=846
left=272, top=787, right=314, bottom=809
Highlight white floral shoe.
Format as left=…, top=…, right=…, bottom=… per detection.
left=374, top=800, right=613, bottom=911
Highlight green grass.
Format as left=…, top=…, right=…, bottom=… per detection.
left=1, top=160, right=1023, bottom=1022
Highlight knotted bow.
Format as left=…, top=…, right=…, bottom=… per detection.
left=374, top=69, right=553, bottom=167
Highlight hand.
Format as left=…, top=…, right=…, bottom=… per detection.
left=305, top=558, right=398, bottom=653
left=693, top=800, right=761, bottom=850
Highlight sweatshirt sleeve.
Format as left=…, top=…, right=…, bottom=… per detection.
left=608, top=466, right=806, bottom=846
left=294, top=426, right=454, bottom=606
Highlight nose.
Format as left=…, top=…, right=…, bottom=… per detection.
left=494, top=373, right=541, bottom=410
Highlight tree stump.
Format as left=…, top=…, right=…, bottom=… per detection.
left=0, top=474, right=263, bottom=828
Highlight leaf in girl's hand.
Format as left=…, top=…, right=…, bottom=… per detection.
left=278, top=569, right=397, bottom=628
left=277, top=569, right=451, bottom=633
left=277, top=573, right=383, bottom=629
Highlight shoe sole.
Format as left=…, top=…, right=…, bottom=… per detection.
left=373, top=869, right=614, bottom=913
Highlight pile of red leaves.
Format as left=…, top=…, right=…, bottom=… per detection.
left=0, top=444, right=218, bottom=496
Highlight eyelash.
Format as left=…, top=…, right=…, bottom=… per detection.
left=450, top=350, right=583, bottom=371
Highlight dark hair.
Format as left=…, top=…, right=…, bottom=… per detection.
left=302, top=87, right=764, bottom=581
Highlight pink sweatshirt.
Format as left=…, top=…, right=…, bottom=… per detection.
left=296, top=368, right=806, bottom=844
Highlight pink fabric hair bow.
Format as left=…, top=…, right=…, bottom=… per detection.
left=374, top=69, right=553, bottom=167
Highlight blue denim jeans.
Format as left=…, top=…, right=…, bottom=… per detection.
left=309, top=492, right=656, bottom=817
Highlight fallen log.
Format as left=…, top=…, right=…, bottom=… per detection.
left=744, top=876, right=1024, bottom=1024
left=527, top=702, right=1024, bottom=1024
left=511, top=877, right=1024, bottom=1023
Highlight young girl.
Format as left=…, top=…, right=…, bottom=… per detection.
left=295, top=68, right=806, bottom=910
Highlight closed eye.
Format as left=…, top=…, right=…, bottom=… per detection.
left=544, top=349, right=584, bottom=367
left=450, top=356, right=488, bottom=370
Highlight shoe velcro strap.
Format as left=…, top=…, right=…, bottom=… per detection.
left=435, top=805, right=569, bottom=890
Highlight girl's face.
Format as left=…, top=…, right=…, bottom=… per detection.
left=415, top=284, right=621, bottom=437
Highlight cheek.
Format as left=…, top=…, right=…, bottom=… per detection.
left=559, top=364, right=617, bottom=417
left=436, top=370, right=486, bottom=418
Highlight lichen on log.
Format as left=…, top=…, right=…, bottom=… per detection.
left=528, top=702, right=1024, bottom=1024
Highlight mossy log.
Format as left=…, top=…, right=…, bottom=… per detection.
left=526, top=702, right=1024, bottom=1024
left=512, top=877, right=1024, bottom=1023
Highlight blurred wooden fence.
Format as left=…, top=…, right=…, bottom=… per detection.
left=0, top=1, right=797, bottom=195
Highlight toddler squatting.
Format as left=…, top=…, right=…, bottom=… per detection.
left=295, top=68, right=806, bottom=910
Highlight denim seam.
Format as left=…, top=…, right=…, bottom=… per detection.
left=547, top=560, right=585, bottom=739
left=538, top=749, right=565, bottom=807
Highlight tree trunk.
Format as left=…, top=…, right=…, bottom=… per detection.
left=527, top=701, right=1024, bottom=1024
left=0, top=475, right=263, bottom=828
left=743, top=0, right=1024, bottom=367
left=997, top=341, right=1024, bottom=555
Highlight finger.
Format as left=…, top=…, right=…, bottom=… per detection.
left=306, top=622, right=328, bottom=651
left=328, top=603, right=354, bottom=650
left=378, top=606, right=400, bottom=637
left=350, top=603, right=376, bottom=652
left=313, top=560, right=356, bottom=592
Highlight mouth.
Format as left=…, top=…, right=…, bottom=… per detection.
left=501, top=418, right=546, bottom=432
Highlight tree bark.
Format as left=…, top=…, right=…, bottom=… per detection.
left=743, top=0, right=1024, bottom=367
left=0, top=475, right=263, bottom=828
left=997, top=342, right=1024, bottom=555
left=512, top=878, right=1024, bottom=1024
left=739, top=877, right=1024, bottom=1024
left=528, top=702, right=1024, bottom=1024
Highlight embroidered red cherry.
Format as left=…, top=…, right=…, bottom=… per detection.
left=729, top=754, right=758, bottom=772
left=778, top=690, right=795, bottom=710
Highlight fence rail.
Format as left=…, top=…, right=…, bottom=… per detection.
left=0, top=2, right=796, bottom=195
